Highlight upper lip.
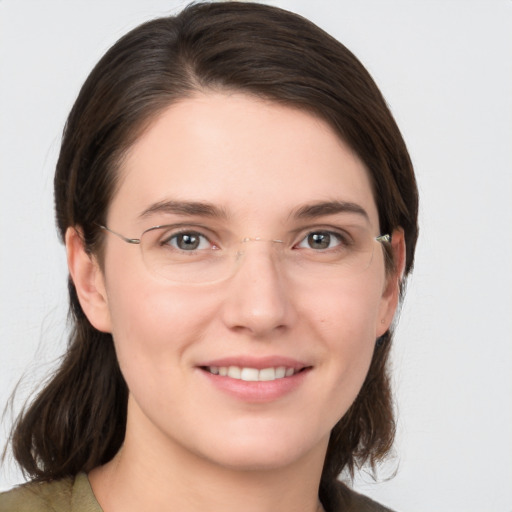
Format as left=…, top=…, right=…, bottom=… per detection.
left=197, top=356, right=310, bottom=371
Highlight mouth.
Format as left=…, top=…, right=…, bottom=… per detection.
left=197, top=358, right=312, bottom=401
left=200, top=365, right=309, bottom=382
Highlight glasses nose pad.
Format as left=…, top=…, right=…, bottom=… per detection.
left=231, top=237, right=284, bottom=275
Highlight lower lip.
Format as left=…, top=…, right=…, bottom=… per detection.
left=198, top=368, right=311, bottom=402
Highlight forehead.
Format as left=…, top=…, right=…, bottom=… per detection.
left=109, top=93, right=378, bottom=229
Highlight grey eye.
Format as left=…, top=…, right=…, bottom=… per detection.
left=298, top=231, right=341, bottom=250
left=309, top=232, right=330, bottom=249
left=166, top=232, right=210, bottom=251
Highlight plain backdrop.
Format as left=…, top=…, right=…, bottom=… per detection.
left=1, top=1, right=511, bottom=510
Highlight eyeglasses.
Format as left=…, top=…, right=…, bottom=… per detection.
left=99, top=224, right=391, bottom=284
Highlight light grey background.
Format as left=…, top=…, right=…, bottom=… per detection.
left=1, top=1, right=511, bottom=510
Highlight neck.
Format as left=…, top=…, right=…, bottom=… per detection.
left=89, top=401, right=328, bottom=512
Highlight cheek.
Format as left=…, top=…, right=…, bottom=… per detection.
left=302, top=277, right=384, bottom=402
left=306, top=274, right=385, bottom=342
left=103, top=260, right=213, bottom=386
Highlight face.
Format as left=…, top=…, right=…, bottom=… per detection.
left=77, top=93, right=401, bottom=472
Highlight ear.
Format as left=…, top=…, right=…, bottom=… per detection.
left=65, top=227, right=112, bottom=333
left=376, top=228, right=406, bottom=337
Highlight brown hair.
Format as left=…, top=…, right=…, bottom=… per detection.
left=8, top=2, right=418, bottom=509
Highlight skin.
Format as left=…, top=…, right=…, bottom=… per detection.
left=66, top=93, right=405, bottom=512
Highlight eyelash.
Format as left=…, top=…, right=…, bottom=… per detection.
left=157, top=226, right=353, bottom=252
left=160, top=230, right=215, bottom=251
left=295, top=230, right=351, bottom=251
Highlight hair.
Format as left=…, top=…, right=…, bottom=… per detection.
left=8, top=2, right=418, bottom=510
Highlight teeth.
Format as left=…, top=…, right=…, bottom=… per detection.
left=228, top=366, right=241, bottom=379
left=258, top=368, right=275, bottom=381
left=206, top=365, right=299, bottom=381
left=275, top=366, right=286, bottom=378
left=240, top=368, right=259, bottom=381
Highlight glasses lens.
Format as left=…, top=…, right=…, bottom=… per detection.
left=140, top=226, right=384, bottom=284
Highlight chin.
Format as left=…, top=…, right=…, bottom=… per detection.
left=206, top=449, right=306, bottom=472
left=191, top=428, right=329, bottom=473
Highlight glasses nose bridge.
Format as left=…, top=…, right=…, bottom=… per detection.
left=233, top=236, right=285, bottom=267
left=228, top=236, right=288, bottom=284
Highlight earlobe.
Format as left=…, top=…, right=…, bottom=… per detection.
left=65, top=227, right=112, bottom=333
left=376, top=228, right=406, bottom=337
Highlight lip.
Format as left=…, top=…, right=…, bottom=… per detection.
left=196, top=356, right=312, bottom=403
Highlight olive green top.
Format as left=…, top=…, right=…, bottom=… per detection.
left=0, top=473, right=394, bottom=512
left=0, top=474, right=101, bottom=512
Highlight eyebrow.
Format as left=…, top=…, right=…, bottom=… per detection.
left=139, top=199, right=369, bottom=223
left=292, top=200, right=370, bottom=222
left=139, top=200, right=229, bottom=220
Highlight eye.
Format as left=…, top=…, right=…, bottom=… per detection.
left=296, top=231, right=346, bottom=250
left=163, top=231, right=213, bottom=251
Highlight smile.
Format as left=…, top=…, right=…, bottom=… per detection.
left=204, top=366, right=301, bottom=381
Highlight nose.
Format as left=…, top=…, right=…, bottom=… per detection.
left=220, top=241, right=296, bottom=337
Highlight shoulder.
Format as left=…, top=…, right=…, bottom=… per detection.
left=0, top=473, right=101, bottom=512
left=332, top=481, right=396, bottom=512
left=0, top=476, right=74, bottom=512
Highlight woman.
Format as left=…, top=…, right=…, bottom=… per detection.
left=0, top=2, right=418, bottom=511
